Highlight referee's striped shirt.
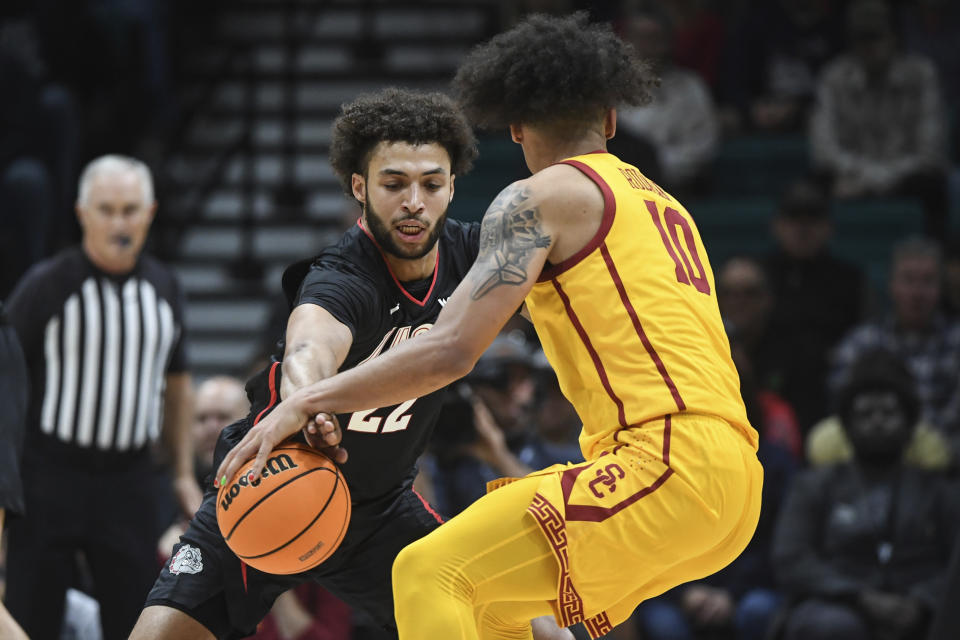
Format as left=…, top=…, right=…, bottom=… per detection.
left=7, top=247, right=188, bottom=456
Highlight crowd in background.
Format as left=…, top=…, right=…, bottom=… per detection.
left=2, top=0, right=960, bottom=639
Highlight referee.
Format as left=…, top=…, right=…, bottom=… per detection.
left=4, top=155, right=201, bottom=640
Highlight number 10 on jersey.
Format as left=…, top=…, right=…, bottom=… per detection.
left=646, top=200, right=711, bottom=295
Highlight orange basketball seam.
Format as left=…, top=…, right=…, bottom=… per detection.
left=224, top=467, right=335, bottom=541
left=235, top=471, right=342, bottom=560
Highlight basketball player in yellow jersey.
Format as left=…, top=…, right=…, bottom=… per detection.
left=217, top=12, right=763, bottom=639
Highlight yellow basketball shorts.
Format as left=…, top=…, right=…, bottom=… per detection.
left=391, top=413, right=762, bottom=639
left=490, top=412, right=762, bottom=637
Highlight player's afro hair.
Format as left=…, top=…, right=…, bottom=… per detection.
left=329, top=87, right=477, bottom=194
left=452, top=12, right=658, bottom=130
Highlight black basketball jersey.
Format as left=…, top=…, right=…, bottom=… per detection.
left=284, top=219, right=480, bottom=502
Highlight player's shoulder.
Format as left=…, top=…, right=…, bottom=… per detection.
left=532, top=163, right=604, bottom=201
left=291, top=226, right=383, bottom=296
left=501, top=164, right=604, bottom=223
left=318, top=223, right=379, bottom=271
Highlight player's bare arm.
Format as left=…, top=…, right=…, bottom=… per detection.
left=280, top=303, right=353, bottom=462
left=215, top=174, right=601, bottom=485
left=280, top=303, right=353, bottom=397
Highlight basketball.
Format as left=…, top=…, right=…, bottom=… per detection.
left=216, top=441, right=351, bottom=575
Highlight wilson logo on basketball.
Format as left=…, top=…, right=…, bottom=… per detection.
left=219, top=453, right=299, bottom=513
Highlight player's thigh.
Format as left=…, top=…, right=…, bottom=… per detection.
left=393, top=475, right=558, bottom=606
left=130, top=605, right=216, bottom=640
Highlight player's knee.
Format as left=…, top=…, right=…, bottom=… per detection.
left=392, top=538, right=474, bottom=605
left=392, top=539, right=436, bottom=593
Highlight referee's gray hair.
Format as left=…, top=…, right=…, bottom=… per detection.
left=77, top=155, right=155, bottom=206
left=892, top=236, right=942, bottom=269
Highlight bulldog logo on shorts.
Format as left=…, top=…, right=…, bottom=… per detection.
left=169, top=544, right=203, bottom=575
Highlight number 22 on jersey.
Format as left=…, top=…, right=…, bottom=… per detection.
left=346, top=399, right=417, bottom=433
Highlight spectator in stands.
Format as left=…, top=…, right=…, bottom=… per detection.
left=428, top=333, right=540, bottom=516
left=717, top=256, right=824, bottom=434
left=613, top=5, right=718, bottom=195
left=773, top=349, right=960, bottom=640
left=810, top=0, right=949, bottom=237
left=192, top=376, right=248, bottom=484
left=659, top=0, right=725, bottom=91
left=899, top=0, right=960, bottom=107
left=763, top=179, right=868, bottom=427
left=719, top=0, right=845, bottom=133
left=633, top=333, right=798, bottom=640
left=530, top=350, right=583, bottom=466
left=157, top=375, right=249, bottom=570
left=830, top=237, right=960, bottom=454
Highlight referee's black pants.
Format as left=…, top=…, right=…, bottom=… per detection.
left=6, top=449, right=159, bottom=640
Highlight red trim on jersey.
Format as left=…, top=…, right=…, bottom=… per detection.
left=538, top=159, right=616, bottom=282
left=552, top=279, right=627, bottom=428
left=599, top=243, right=686, bottom=412
left=527, top=493, right=586, bottom=628
left=411, top=487, right=444, bottom=524
left=663, top=414, right=672, bottom=466
left=240, top=561, right=249, bottom=593
left=585, top=613, right=614, bottom=638
left=253, top=361, right=280, bottom=425
left=357, top=219, right=439, bottom=307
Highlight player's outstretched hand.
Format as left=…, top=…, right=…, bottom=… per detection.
left=214, top=395, right=346, bottom=489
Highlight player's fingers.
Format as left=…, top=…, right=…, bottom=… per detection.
left=330, top=444, right=348, bottom=464
left=214, top=445, right=239, bottom=487
left=306, top=411, right=331, bottom=434
left=302, top=426, right=326, bottom=450
left=248, top=439, right=274, bottom=481
left=314, top=413, right=342, bottom=445
left=215, top=429, right=261, bottom=487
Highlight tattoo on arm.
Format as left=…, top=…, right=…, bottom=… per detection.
left=472, top=185, right=552, bottom=300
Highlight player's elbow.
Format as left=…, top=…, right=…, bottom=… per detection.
left=429, top=330, right=480, bottom=381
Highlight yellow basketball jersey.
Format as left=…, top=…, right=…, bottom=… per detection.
left=525, top=152, right=757, bottom=458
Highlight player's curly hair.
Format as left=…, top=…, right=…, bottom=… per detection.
left=329, top=88, right=477, bottom=194
left=452, top=12, right=658, bottom=131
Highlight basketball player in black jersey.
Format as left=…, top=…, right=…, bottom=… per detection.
left=131, top=89, right=572, bottom=640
